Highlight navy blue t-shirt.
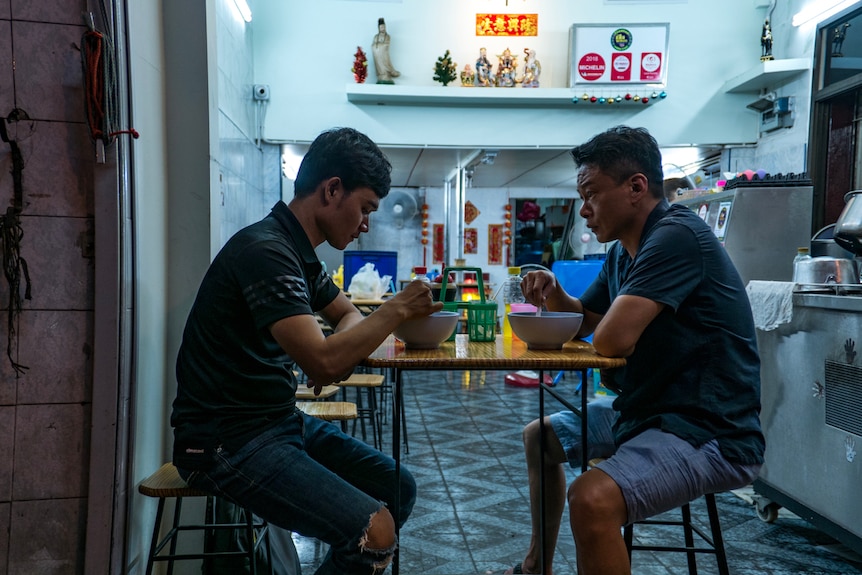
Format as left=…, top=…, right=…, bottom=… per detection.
left=172, top=201, right=340, bottom=469
left=580, top=201, right=764, bottom=465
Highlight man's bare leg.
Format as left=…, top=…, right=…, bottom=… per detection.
left=505, top=416, right=569, bottom=575
left=569, top=467, right=629, bottom=575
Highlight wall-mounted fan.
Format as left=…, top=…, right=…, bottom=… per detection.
left=385, top=190, right=418, bottom=229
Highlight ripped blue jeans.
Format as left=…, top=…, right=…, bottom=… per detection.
left=178, top=409, right=416, bottom=574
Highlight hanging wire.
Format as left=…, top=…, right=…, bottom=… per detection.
left=81, top=3, right=138, bottom=147
left=0, top=111, right=33, bottom=375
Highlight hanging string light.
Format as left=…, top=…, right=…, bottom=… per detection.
left=421, top=203, right=430, bottom=267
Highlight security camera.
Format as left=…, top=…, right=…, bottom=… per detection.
left=253, top=84, right=270, bottom=101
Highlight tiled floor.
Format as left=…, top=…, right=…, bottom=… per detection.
left=292, top=369, right=862, bottom=574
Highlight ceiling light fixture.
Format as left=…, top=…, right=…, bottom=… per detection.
left=792, top=0, right=860, bottom=27
left=233, top=0, right=252, bottom=23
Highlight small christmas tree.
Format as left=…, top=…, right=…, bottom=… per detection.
left=433, top=50, right=458, bottom=86
left=351, top=46, right=368, bottom=84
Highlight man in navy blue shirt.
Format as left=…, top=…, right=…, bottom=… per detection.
left=507, top=126, right=764, bottom=575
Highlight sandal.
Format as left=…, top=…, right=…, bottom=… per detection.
left=504, top=563, right=541, bottom=575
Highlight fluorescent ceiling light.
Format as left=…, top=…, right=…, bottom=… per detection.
left=233, top=0, right=252, bottom=23
left=792, top=0, right=860, bottom=27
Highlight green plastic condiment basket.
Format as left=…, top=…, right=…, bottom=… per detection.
left=438, top=267, right=497, bottom=342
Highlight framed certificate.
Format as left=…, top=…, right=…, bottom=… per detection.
left=569, top=23, right=670, bottom=87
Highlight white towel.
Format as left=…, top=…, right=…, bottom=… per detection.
left=746, top=281, right=795, bottom=331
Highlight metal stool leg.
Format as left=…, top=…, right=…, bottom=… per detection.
left=681, top=502, right=698, bottom=575
left=354, top=385, right=368, bottom=442
left=144, top=497, right=167, bottom=575
left=245, top=508, right=257, bottom=575
left=167, top=497, right=183, bottom=575
left=368, top=385, right=381, bottom=450
left=399, top=378, right=409, bottom=453
left=706, top=493, right=730, bottom=575
left=623, top=522, right=634, bottom=562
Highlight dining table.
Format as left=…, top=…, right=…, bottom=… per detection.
left=346, top=295, right=392, bottom=316
left=361, top=333, right=626, bottom=574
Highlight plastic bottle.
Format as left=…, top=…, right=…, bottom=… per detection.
left=792, top=247, right=811, bottom=282
left=332, top=265, right=344, bottom=290
left=502, top=266, right=525, bottom=340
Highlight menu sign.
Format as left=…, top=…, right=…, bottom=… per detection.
left=569, top=23, right=669, bottom=87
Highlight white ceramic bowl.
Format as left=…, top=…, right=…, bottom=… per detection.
left=508, top=311, right=584, bottom=350
left=393, top=311, right=459, bottom=349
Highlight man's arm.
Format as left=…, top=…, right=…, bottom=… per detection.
left=269, top=280, right=442, bottom=389
left=591, top=294, right=665, bottom=357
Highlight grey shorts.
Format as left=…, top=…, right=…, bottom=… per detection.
left=550, top=399, right=761, bottom=524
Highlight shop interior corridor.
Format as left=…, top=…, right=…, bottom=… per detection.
left=290, top=369, right=862, bottom=575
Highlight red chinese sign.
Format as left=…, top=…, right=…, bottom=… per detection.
left=476, top=14, right=538, bottom=36
left=433, top=223, right=445, bottom=264
left=464, top=228, right=478, bottom=254
left=488, top=224, right=503, bottom=265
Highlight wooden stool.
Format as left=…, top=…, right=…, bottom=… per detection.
left=138, top=462, right=272, bottom=575
left=587, top=459, right=729, bottom=575
left=295, top=384, right=340, bottom=401
left=337, top=373, right=385, bottom=449
left=296, top=401, right=358, bottom=433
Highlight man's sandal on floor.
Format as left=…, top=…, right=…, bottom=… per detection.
left=504, top=563, right=541, bottom=575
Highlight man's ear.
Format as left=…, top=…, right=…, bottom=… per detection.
left=630, top=173, right=650, bottom=200
left=321, top=177, right=341, bottom=203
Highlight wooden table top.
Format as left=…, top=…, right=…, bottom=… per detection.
left=361, top=334, right=626, bottom=371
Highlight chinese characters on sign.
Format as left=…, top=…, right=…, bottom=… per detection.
left=464, top=228, right=478, bottom=254
left=433, top=223, right=445, bottom=264
left=488, top=224, right=503, bottom=265
left=476, top=14, right=538, bottom=36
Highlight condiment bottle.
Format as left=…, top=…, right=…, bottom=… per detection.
left=502, top=266, right=525, bottom=340
left=792, top=247, right=811, bottom=282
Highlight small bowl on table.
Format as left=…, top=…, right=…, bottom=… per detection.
left=508, top=311, right=584, bottom=350
left=393, top=311, right=459, bottom=349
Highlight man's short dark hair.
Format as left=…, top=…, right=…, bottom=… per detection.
left=294, top=127, right=392, bottom=199
left=570, top=126, right=665, bottom=199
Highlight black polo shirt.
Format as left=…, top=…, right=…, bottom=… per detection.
left=581, top=201, right=765, bottom=465
left=172, top=201, right=340, bottom=469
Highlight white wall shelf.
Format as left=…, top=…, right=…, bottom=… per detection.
left=345, top=83, right=664, bottom=107
left=722, top=58, right=811, bottom=93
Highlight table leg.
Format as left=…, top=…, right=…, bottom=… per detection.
left=538, top=369, right=547, bottom=575
left=581, top=369, right=588, bottom=473
left=392, top=367, right=402, bottom=575
left=539, top=368, right=589, bottom=573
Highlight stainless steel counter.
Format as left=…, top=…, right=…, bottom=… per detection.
left=754, top=291, right=862, bottom=553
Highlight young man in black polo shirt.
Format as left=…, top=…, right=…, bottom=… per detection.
left=508, top=126, right=764, bottom=575
left=171, top=127, right=442, bottom=574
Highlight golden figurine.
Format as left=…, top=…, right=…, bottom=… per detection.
left=476, top=47, right=494, bottom=87
left=496, top=47, right=517, bottom=87
left=460, top=64, right=476, bottom=87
